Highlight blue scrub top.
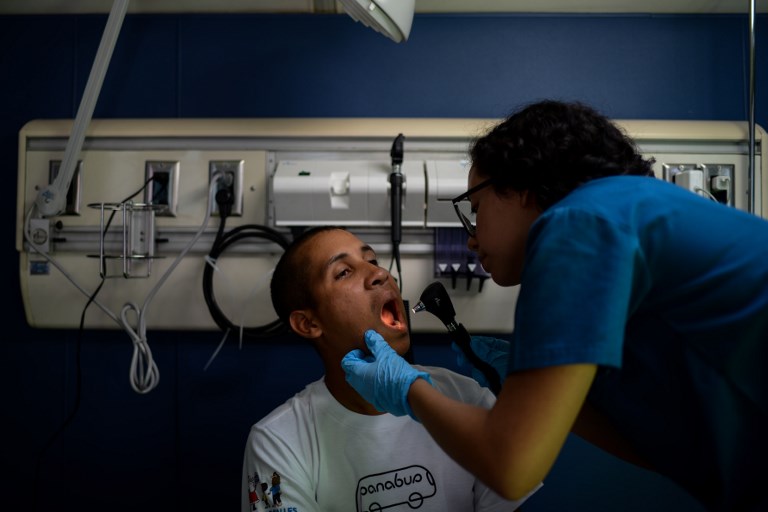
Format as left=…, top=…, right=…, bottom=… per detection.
left=509, top=175, right=768, bottom=511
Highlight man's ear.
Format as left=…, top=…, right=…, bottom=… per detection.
left=289, top=310, right=322, bottom=339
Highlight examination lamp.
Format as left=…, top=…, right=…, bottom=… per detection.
left=338, top=0, right=415, bottom=43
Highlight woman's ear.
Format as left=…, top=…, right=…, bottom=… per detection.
left=289, top=310, right=322, bottom=339
left=520, top=189, right=541, bottom=211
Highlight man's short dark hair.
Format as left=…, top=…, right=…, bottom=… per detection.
left=270, top=226, right=347, bottom=325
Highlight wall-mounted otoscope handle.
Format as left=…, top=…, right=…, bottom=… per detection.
left=390, top=173, right=404, bottom=244
left=412, top=281, right=502, bottom=395
left=390, top=133, right=405, bottom=166
left=390, top=133, right=405, bottom=246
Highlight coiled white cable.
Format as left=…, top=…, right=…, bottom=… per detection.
left=22, top=173, right=223, bottom=393
left=118, top=174, right=221, bottom=393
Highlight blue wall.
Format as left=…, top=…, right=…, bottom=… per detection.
left=2, top=11, right=764, bottom=511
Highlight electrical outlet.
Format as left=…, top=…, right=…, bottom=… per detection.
left=209, top=160, right=244, bottom=216
left=662, top=162, right=735, bottom=206
left=144, top=161, right=179, bottom=216
left=49, top=160, right=82, bottom=215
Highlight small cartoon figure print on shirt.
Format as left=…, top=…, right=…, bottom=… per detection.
left=247, top=472, right=260, bottom=510
left=260, top=482, right=272, bottom=508
left=270, top=472, right=282, bottom=507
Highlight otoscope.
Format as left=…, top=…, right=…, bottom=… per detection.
left=389, top=134, right=405, bottom=289
left=412, top=281, right=502, bottom=395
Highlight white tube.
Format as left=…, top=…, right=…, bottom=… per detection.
left=35, top=0, right=130, bottom=217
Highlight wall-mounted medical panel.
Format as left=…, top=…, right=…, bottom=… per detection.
left=20, top=148, right=270, bottom=237
left=651, top=155, right=751, bottom=209
left=273, top=160, right=426, bottom=227
left=629, top=120, right=765, bottom=215
left=16, top=118, right=766, bottom=335
left=425, top=160, right=472, bottom=226
left=16, top=118, right=282, bottom=330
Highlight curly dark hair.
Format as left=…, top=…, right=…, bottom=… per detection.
left=270, top=226, right=346, bottom=325
left=470, top=100, right=655, bottom=210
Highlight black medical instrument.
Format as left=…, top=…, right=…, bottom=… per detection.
left=389, top=133, right=405, bottom=290
left=412, top=281, right=501, bottom=395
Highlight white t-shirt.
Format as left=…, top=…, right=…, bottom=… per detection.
left=241, top=366, right=541, bottom=512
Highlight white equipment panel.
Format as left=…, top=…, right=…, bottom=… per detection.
left=273, top=160, right=426, bottom=227
left=15, top=118, right=766, bottom=333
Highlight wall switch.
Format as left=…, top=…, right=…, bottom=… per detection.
left=144, top=161, right=179, bottom=217
left=209, top=160, right=244, bottom=216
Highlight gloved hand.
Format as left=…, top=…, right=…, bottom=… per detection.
left=342, top=329, right=432, bottom=420
left=452, top=335, right=511, bottom=388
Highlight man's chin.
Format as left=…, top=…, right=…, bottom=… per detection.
left=388, top=334, right=411, bottom=356
left=356, top=327, right=409, bottom=355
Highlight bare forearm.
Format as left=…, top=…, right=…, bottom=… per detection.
left=408, top=364, right=597, bottom=500
left=408, top=379, right=545, bottom=500
left=572, top=400, right=656, bottom=471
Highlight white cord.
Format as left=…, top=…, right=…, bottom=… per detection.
left=23, top=205, right=121, bottom=325
left=22, top=173, right=223, bottom=394
left=202, top=241, right=274, bottom=364
left=694, top=186, right=719, bottom=202
left=203, top=254, right=242, bottom=358
left=120, top=302, right=160, bottom=393
left=118, top=175, right=220, bottom=392
left=237, top=269, right=274, bottom=350
left=203, top=328, right=230, bottom=372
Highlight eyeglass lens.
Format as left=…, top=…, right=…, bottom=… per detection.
left=455, top=200, right=476, bottom=235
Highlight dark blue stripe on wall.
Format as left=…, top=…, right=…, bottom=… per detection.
left=77, top=15, right=181, bottom=118
left=174, top=13, right=755, bottom=120
left=3, top=13, right=761, bottom=122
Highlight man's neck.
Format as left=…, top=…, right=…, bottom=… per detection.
left=323, top=370, right=384, bottom=416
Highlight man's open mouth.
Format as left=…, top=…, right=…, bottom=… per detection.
left=381, top=298, right=405, bottom=329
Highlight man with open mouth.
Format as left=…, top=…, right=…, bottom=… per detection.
left=241, top=226, right=540, bottom=512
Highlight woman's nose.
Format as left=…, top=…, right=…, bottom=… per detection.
left=467, top=236, right=479, bottom=252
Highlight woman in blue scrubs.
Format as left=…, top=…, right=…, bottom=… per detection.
left=342, top=100, right=768, bottom=512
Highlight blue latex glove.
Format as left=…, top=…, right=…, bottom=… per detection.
left=452, top=335, right=511, bottom=388
left=342, top=329, right=432, bottom=420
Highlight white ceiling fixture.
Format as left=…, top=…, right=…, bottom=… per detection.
left=337, top=0, right=415, bottom=42
left=0, top=1, right=764, bottom=14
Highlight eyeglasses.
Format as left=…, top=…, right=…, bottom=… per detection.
left=451, top=178, right=495, bottom=237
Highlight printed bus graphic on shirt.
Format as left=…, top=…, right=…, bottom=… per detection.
left=356, top=465, right=437, bottom=511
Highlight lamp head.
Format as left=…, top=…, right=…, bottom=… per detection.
left=338, top=0, right=415, bottom=43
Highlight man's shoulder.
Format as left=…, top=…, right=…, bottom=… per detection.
left=251, top=378, right=326, bottom=432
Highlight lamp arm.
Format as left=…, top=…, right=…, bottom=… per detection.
left=35, top=0, right=130, bottom=217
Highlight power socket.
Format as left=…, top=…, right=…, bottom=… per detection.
left=209, top=160, right=244, bottom=216
left=144, top=161, right=179, bottom=217
left=49, top=160, right=82, bottom=215
left=673, top=169, right=704, bottom=194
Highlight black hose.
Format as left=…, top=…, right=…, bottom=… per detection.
left=202, top=189, right=291, bottom=338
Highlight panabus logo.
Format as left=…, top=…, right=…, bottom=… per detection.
left=356, top=465, right=436, bottom=511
